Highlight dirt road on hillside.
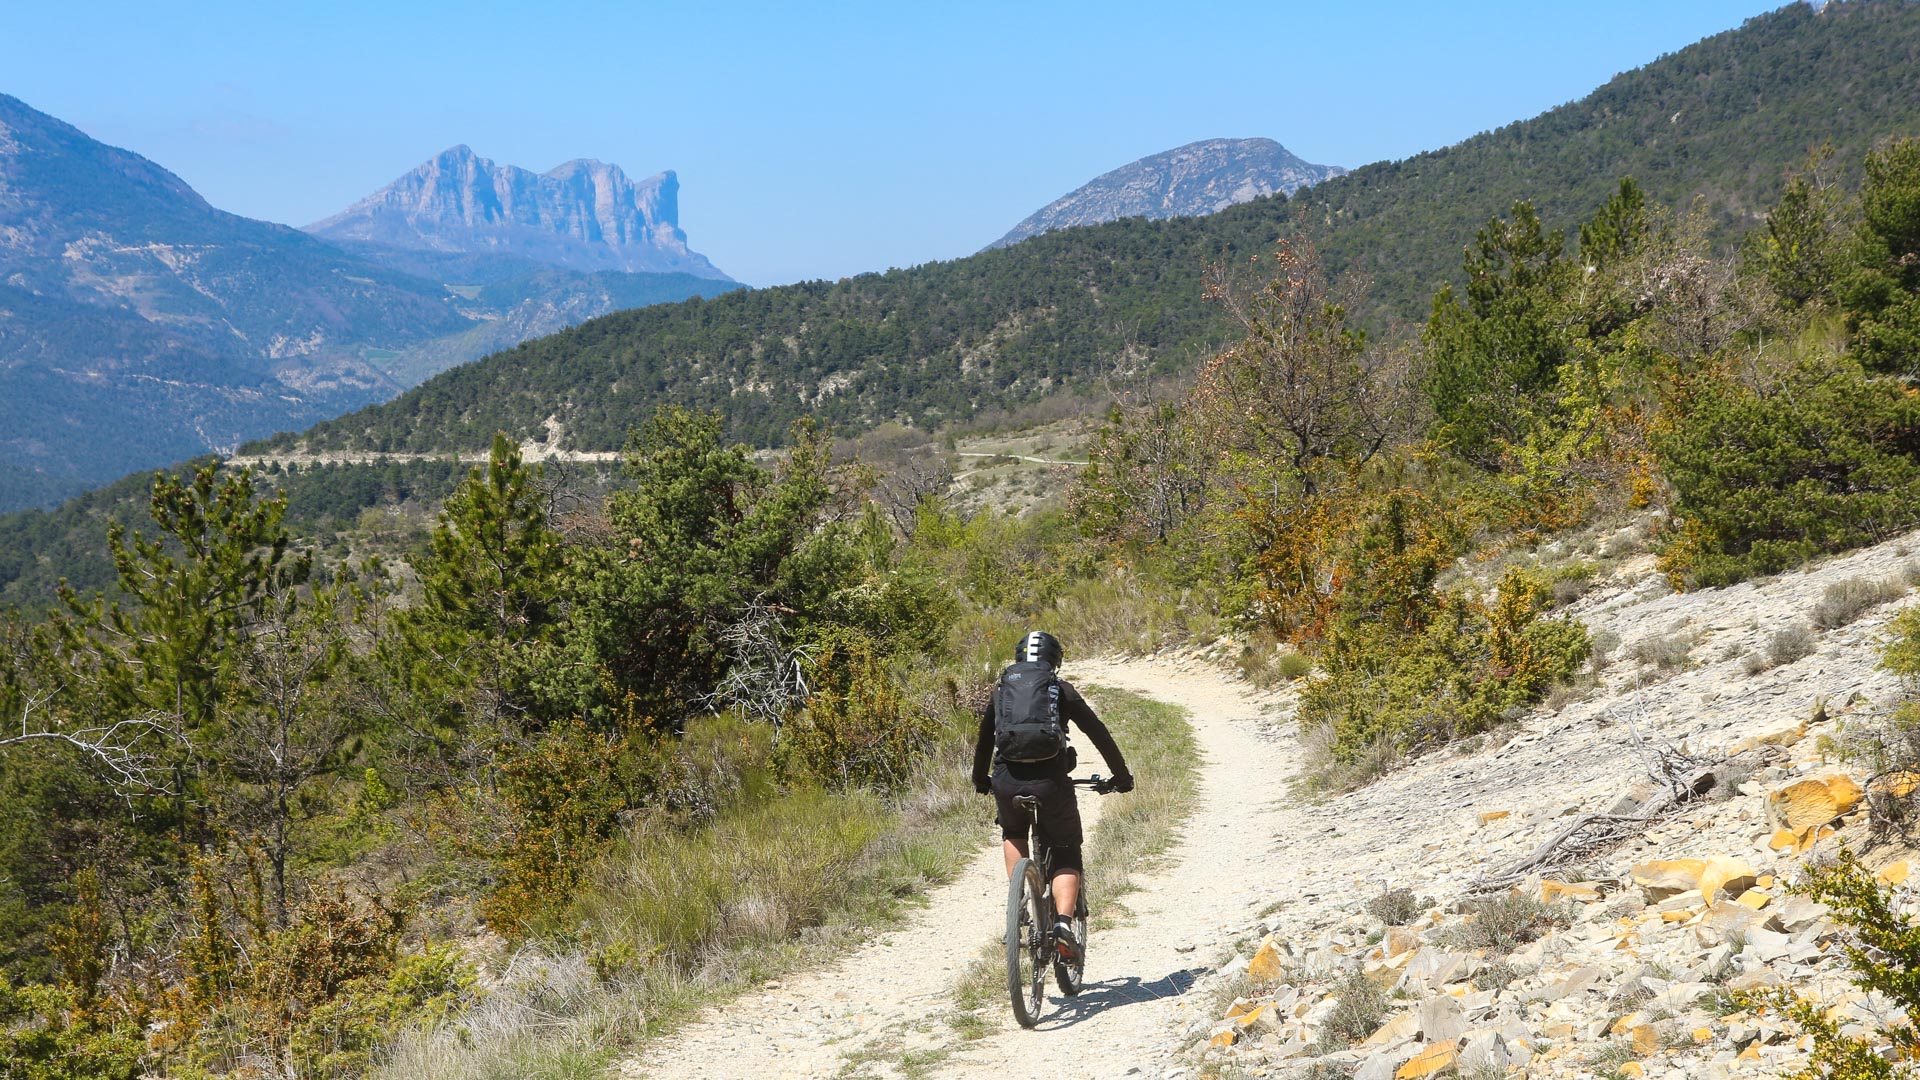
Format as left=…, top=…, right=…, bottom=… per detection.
left=623, top=657, right=1290, bottom=1079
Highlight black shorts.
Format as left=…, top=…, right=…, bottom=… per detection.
left=991, top=762, right=1083, bottom=872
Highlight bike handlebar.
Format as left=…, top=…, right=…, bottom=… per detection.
left=1076, top=774, right=1119, bottom=794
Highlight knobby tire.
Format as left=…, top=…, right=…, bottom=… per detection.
left=1005, top=858, right=1047, bottom=1027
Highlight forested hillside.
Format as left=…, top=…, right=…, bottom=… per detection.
left=12, top=4, right=1920, bottom=1074
left=261, top=0, right=1920, bottom=458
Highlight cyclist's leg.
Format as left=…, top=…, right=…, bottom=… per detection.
left=1033, top=778, right=1085, bottom=921
left=990, top=770, right=1035, bottom=878
left=1050, top=851, right=1083, bottom=921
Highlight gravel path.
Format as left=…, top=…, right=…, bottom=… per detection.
left=623, top=656, right=1291, bottom=1079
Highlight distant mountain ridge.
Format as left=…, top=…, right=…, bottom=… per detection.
left=308, top=146, right=730, bottom=280
left=0, top=96, right=734, bottom=510
left=253, top=0, right=1920, bottom=466
left=990, top=137, right=1343, bottom=248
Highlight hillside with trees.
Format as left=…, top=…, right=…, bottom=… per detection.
left=260, top=0, right=1920, bottom=459
left=10, top=5, right=1920, bottom=1076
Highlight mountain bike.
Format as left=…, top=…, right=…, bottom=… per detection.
left=1005, top=774, right=1117, bottom=1028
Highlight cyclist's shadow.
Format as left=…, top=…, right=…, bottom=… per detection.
left=1030, top=967, right=1208, bottom=1030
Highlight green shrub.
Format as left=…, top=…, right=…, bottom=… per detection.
left=0, top=983, right=144, bottom=1080
left=779, top=628, right=938, bottom=791
left=482, top=721, right=669, bottom=937
left=1656, top=354, right=1920, bottom=587
left=1746, top=850, right=1920, bottom=1079
left=1298, top=568, right=1589, bottom=780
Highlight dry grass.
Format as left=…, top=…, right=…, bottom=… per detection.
left=1745, top=624, right=1816, bottom=674
left=1311, top=969, right=1389, bottom=1051
left=375, top=714, right=985, bottom=1079
left=1627, top=631, right=1695, bottom=671
left=1443, top=894, right=1571, bottom=953
left=1812, top=574, right=1907, bottom=630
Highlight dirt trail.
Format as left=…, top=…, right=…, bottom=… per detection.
left=624, top=655, right=1291, bottom=1079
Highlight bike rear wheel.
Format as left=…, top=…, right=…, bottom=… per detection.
left=1005, top=858, right=1048, bottom=1027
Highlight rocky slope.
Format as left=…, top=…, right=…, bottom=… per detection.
left=988, top=137, right=1343, bottom=249
left=308, top=145, right=730, bottom=279
left=1172, top=526, right=1920, bottom=1080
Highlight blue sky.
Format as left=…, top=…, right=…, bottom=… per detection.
left=6, top=0, right=1783, bottom=285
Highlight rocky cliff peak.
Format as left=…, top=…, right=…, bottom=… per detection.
left=307, top=146, right=729, bottom=279
left=990, top=137, right=1344, bottom=249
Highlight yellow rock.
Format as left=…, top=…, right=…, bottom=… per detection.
left=1632, top=858, right=1708, bottom=899
left=1248, top=935, right=1287, bottom=982
left=1396, top=1043, right=1459, bottom=1079
left=1233, top=1002, right=1277, bottom=1031
left=1768, top=775, right=1865, bottom=831
left=1735, top=890, right=1771, bottom=910
left=1739, top=1043, right=1761, bottom=1061
left=1383, top=926, right=1420, bottom=959
left=1477, top=810, right=1511, bottom=826
left=1875, top=771, right=1920, bottom=799
left=1209, top=1028, right=1237, bottom=1049
left=1661, top=909, right=1694, bottom=923
left=1757, top=874, right=1776, bottom=889
left=1542, top=880, right=1603, bottom=903
left=1734, top=723, right=1807, bottom=754
left=1768, top=829, right=1800, bottom=852
left=1619, top=1063, right=1646, bottom=1079
left=1795, top=824, right=1839, bottom=854
left=1880, top=860, right=1911, bottom=885
left=1699, top=855, right=1758, bottom=901
left=1225, top=997, right=1255, bottom=1019
left=1631, top=1024, right=1661, bottom=1056
left=1693, top=1026, right=1713, bottom=1044
left=1611, top=1012, right=1643, bottom=1035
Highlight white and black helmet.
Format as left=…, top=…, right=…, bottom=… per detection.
left=1014, top=630, right=1063, bottom=669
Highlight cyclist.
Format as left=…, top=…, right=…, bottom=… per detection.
left=972, top=630, right=1133, bottom=964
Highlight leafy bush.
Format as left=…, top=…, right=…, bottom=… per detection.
left=1656, top=354, right=1920, bottom=587
left=481, top=721, right=670, bottom=937
left=1747, top=850, right=1920, bottom=1079
left=0, top=982, right=144, bottom=1080
left=1298, top=567, right=1590, bottom=780
left=1813, top=575, right=1907, bottom=630
left=779, top=628, right=939, bottom=792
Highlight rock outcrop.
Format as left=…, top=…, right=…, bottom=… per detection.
left=988, top=137, right=1343, bottom=249
left=308, top=146, right=729, bottom=279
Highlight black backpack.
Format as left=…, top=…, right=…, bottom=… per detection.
left=994, top=661, right=1067, bottom=762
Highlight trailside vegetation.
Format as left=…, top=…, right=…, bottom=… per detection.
left=1071, top=137, right=1920, bottom=789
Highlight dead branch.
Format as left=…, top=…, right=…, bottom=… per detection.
left=2, top=689, right=174, bottom=796
left=1470, top=742, right=1781, bottom=894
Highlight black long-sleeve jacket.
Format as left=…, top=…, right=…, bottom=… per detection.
left=971, top=677, right=1130, bottom=789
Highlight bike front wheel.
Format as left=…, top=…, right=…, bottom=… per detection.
left=1005, top=857, right=1048, bottom=1027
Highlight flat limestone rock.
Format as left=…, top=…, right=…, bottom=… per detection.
left=1767, top=775, right=1864, bottom=831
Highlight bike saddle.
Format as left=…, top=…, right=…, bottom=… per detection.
left=1012, top=794, right=1040, bottom=812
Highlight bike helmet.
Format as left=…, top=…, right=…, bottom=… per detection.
left=1014, top=630, right=1063, bottom=669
